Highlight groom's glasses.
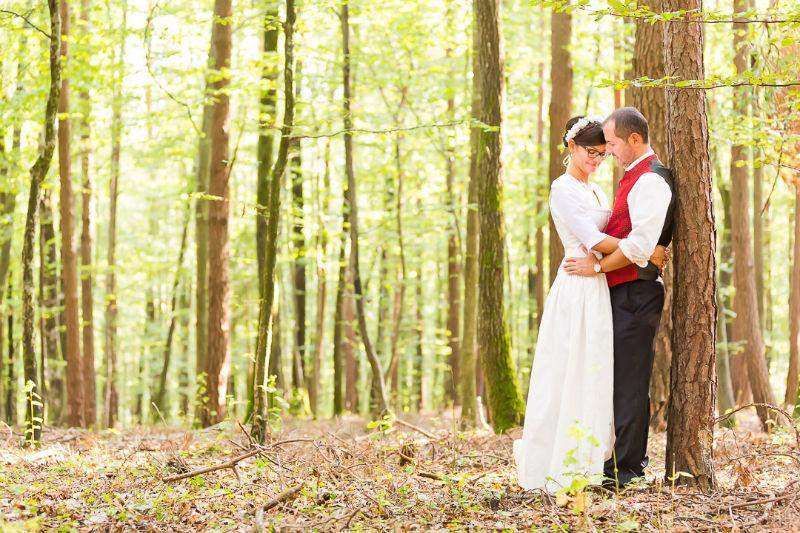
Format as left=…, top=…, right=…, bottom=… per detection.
left=584, top=147, right=608, bottom=160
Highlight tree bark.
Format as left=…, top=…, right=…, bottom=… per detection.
left=290, top=69, right=307, bottom=396
left=77, top=0, right=95, bottom=427
left=203, top=0, right=234, bottom=426
left=341, top=0, right=390, bottom=418
left=728, top=0, right=775, bottom=428
left=251, top=0, right=296, bottom=442
left=104, top=0, right=125, bottom=428
left=40, top=190, right=63, bottom=423
left=58, top=0, right=85, bottom=429
left=459, top=0, right=482, bottom=429
left=21, top=0, right=62, bottom=444
left=547, top=11, right=572, bottom=285
left=474, top=0, right=524, bottom=433
left=663, top=0, right=716, bottom=490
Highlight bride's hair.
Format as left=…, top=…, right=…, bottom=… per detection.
left=562, top=116, right=606, bottom=147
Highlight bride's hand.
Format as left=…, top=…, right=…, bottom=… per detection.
left=650, top=245, right=669, bottom=269
left=563, top=245, right=600, bottom=276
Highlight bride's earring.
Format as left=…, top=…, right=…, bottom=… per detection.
left=563, top=153, right=571, bottom=167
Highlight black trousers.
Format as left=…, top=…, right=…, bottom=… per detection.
left=603, top=279, right=665, bottom=486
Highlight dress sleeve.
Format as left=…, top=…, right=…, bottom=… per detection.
left=549, top=181, right=608, bottom=251
left=617, top=173, right=673, bottom=267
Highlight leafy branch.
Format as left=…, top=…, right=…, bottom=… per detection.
left=536, top=0, right=800, bottom=24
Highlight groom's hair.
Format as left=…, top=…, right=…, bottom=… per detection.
left=605, top=107, right=649, bottom=144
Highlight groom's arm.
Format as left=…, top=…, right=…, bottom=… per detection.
left=600, top=173, right=671, bottom=273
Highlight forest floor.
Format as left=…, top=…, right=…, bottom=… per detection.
left=1, top=408, right=800, bottom=532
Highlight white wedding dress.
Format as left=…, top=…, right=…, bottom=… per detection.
left=513, top=172, right=615, bottom=492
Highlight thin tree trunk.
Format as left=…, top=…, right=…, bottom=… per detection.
left=786, top=184, right=800, bottom=407
left=729, top=0, right=775, bottom=428
left=290, top=68, right=307, bottom=395
left=547, top=10, right=572, bottom=285
left=663, top=0, right=716, bottom=490
left=344, top=266, right=359, bottom=412
left=309, top=139, right=330, bottom=416
left=459, top=0, right=481, bottom=430
left=40, top=190, right=63, bottom=423
left=155, top=208, right=190, bottom=414
left=251, top=0, right=296, bottom=442
left=77, top=0, right=95, bottom=427
left=246, top=3, right=279, bottom=423
left=533, top=61, right=545, bottom=335
left=104, top=0, right=125, bottom=428
left=21, top=0, right=62, bottom=443
left=387, top=126, right=407, bottom=399
left=177, top=281, right=191, bottom=417
left=341, top=0, right=390, bottom=418
left=203, top=0, right=234, bottom=426
left=332, top=227, right=347, bottom=416
left=716, top=274, right=736, bottom=426
left=475, top=0, right=524, bottom=433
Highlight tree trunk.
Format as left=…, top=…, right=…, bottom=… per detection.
left=444, top=1, right=461, bottom=406
left=663, top=0, right=716, bottom=490
left=21, top=0, right=62, bottom=443
left=547, top=11, right=572, bottom=285
left=459, top=0, right=481, bottom=430
left=332, top=229, right=347, bottom=416
left=533, top=61, right=545, bottom=335
left=786, top=184, right=800, bottom=407
left=728, top=0, right=775, bottom=428
left=251, top=0, right=296, bottom=442
left=155, top=208, right=190, bottom=415
left=203, top=0, right=234, bottom=426
left=40, top=191, right=63, bottom=423
left=344, top=265, right=359, bottom=412
left=309, top=139, right=330, bottom=416
left=77, top=0, right=95, bottom=427
left=387, top=127, right=407, bottom=400
left=58, top=0, right=86, bottom=429
left=474, top=0, right=524, bottom=433
left=104, top=0, right=125, bottom=428
left=247, top=3, right=279, bottom=423
left=290, top=84, right=307, bottom=395
left=341, top=0, right=390, bottom=418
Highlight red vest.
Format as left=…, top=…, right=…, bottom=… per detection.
left=604, top=154, right=657, bottom=288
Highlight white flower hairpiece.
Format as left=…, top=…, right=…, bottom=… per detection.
left=564, top=115, right=604, bottom=144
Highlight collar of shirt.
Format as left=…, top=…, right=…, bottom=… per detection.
left=624, top=147, right=656, bottom=172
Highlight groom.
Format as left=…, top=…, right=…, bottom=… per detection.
left=564, top=107, right=675, bottom=488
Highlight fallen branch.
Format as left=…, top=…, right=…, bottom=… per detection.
left=394, top=418, right=436, bottom=440
left=263, top=483, right=304, bottom=511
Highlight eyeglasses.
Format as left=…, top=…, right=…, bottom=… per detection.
left=584, top=147, right=608, bottom=160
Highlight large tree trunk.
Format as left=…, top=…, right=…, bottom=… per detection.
left=341, top=0, right=390, bottom=418
left=104, top=0, right=125, bottom=428
left=786, top=184, right=800, bottom=407
left=629, top=0, right=670, bottom=430
left=21, top=0, right=62, bottom=444
left=728, top=0, right=775, bottom=428
left=663, top=0, right=716, bottom=490
left=78, top=0, right=95, bottom=427
left=475, top=0, right=524, bottom=433
left=202, top=0, right=234, bottom=427
left=251, top=0, right=296, bottom=442
left=459, top=0, right=481, bottom=430
left=58, top=0, right=86, bottom=429
left=547, top=11, right=572, bottom=285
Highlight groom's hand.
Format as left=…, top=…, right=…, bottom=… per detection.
left=563, top=246, right=600, bottom=276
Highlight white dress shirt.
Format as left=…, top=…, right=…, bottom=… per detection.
left=616, top=148, right=673, bottom=267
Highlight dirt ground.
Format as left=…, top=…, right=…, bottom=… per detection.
left=1, top=408, right=799, bottom=531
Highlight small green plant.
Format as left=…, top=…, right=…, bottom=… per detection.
left=24, top=380, right=44, bottom=447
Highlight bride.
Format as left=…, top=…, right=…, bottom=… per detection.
left=513, top=116, right=665, bottom=492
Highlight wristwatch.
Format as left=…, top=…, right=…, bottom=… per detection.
left=593, top=262, right=602, bottom=273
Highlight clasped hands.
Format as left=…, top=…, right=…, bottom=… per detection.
left=562, top=245, right=670, bottom=277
